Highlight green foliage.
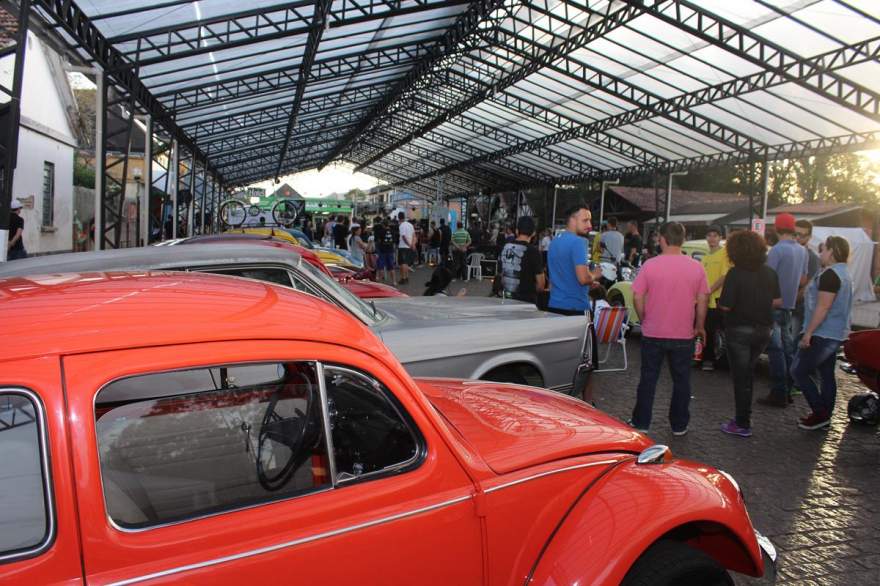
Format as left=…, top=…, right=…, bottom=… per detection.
left=74, top=158, right=95, bottom=188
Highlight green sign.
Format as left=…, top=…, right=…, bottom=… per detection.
left=305, top=200, right=353, bottom=214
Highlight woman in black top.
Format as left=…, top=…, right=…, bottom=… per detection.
left=717, top=230, right=782, bottom=437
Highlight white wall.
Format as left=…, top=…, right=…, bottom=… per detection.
left=14, top=129, right=74, bottom=254
left=1, top=32, right=77, bottom=254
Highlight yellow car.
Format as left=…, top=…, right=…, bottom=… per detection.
left=607, top=240, right=714, bottom=328
left=224, top=228, right=354, bottom=268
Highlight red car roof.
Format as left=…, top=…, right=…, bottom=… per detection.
left=183, top=235, right=332, bottom=276
left=0, top=272, right=384, bottom=362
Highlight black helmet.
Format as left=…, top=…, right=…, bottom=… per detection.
left=847, top=392, right=880, bottom=426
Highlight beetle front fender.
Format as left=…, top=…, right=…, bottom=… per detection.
left=527, top=458, right=764, bottom=586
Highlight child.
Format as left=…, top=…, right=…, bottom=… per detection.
left=589, top=284, right=611, bottom=314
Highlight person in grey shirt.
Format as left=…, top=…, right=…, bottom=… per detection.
left=758, top=213, right=808, bottom=408
left=599, top=216, right=624, bottom=262
left=792, top=219, right=821, bottom=340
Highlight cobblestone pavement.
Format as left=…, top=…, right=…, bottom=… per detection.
left=390, top=266, right=880, bottom=585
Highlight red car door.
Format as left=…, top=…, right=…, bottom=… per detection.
left=63, top=340, right=483, bottom=585
left=0, top=357, right=83, bottom=585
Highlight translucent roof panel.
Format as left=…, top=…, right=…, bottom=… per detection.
left=32, top=0, right=880, bottom=187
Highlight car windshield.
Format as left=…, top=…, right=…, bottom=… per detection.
left=297, top=260, right=383, bottom=325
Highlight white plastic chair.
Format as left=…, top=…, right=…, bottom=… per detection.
left=466, top=253, right=484, bottom=281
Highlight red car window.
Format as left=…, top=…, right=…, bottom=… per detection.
left=95, top=363, right=329, bottom=529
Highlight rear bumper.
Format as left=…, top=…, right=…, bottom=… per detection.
left=753, top=530, right=777, bottom=583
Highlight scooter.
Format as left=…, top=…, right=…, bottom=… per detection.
left=843, top=329, right=880, bottom=393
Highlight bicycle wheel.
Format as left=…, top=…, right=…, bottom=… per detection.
left=272, top=199, right=301, bottom=228
left=218, top=199, right=247, bottom=228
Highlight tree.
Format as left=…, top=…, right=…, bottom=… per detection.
left=74, top=156, right=95, bottom=188
left=767, top=152, right=880, bottom=205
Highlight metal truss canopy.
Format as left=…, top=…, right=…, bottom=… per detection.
left=28, top=0, right=880, bottom=195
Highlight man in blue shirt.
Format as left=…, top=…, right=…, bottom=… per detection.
left=759, top=213, right=808, bottom=408
left=548, top=205, right=603, bottom=402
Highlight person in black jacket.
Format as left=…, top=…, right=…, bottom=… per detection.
left=438, top=218, right=452, bottom=266
left=718, top=230, right=782, bottom=438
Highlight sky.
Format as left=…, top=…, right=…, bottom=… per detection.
left=249, top=163, right=383, bottom=198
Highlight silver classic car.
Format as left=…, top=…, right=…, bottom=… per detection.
left=0, top=244, right=587, bottom=391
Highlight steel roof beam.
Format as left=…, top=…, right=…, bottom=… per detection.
left=208, top=123, right=361, bottom=166
left=394, top=33, right=880, bottom=184
left=199, top=110, right=367, bottom=151
left=319, top=0, right=513, bottom=169
left=212, top=125, right=359, bottom=169
left=113, top=0, right=470, bottom=68
left=275, top=0, right=334, bottom=179
left=364, top=148, right=507, bottom=190
left=180, top=85, right=388, bottom=135
left=347, top=0, right=645, bottom=172
left=496, top=24, right=765, bottom=153
left=627, top=0, right=880, bottom=122
left=557, top=130, right=880, bottom=184
left=154, top=39, right=436, bottom=112
left=35, top=0, right=223, bottom=181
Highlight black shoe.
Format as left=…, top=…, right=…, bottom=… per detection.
left=757, top=395, right=788, bottom=408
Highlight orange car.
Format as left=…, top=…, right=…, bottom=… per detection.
left=1, top=272, right=774, bottom=585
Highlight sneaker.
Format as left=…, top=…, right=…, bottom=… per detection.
left=701, top=361, right=715, bottom=372
left=720, top=419, right=752, bottom=438
left=672, top=427, right=688, bottom=436
left=798, top=412, right=831, bottom=430
left=625, top=419, right=649, bottom=433
left=790, top=387, right=803, bottom=396
left=757, top=395, right=788, bottom=408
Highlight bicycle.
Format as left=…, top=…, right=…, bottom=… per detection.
left=218, top=198, right=303, bottom=229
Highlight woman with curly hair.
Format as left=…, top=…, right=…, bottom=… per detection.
left=717, top=230, right=782, bottom=437
left=791, top=235, right=853, bottom=430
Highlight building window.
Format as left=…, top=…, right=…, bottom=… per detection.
left=42, top=162, right=55, bottom=227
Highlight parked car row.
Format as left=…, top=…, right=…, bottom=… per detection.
left=0, top=236, right=775, bottom=584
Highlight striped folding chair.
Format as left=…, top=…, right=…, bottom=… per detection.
left=593, top=306, right=629, bottom=373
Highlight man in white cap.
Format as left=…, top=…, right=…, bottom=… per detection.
left=7, top=199, right=27, bottom=260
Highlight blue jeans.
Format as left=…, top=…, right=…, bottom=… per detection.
left=791, top=336, right=842, bottom=416
left=631, top=337, right=693, bottom=432
left=767, top=309, right=795, bottom=399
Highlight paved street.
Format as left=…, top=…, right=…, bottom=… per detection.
left=392, top=266, right=880, bottom=585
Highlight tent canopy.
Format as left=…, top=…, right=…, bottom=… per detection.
left=32, top=0, right=880, bottom=200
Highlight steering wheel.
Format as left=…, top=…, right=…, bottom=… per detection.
left=256, top=378, right=320, bottom=491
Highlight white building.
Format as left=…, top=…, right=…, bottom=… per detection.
left=0, top=30, right=78, bottom=255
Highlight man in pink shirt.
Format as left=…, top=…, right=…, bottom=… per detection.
left=628, top=222, right=709, bottom=435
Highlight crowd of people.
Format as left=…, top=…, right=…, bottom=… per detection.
left=306, top=207, right=856, bottom=435
left=626, top=212, right=854, bottom=437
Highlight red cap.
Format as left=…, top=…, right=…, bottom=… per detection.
left=774, top=212, right=796, bottom=232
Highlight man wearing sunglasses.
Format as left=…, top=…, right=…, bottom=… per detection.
left=793, top=219, right=821, bottom=342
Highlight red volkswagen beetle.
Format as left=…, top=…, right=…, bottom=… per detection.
left=0, top=272, right=774, bottom=585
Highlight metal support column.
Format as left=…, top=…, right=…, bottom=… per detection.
left=170, top=139, right=179, bottom=239
left=100, top=84, right=139, bottom=248
left=599, top=179, right=619, bottom=228
left=94, top=71, right=104, bottom=250
left=666, top=171, right=688, bottom=223
left=198, top=165, right=208, bottom=234
left=0, top=0, right=30, bottom=262
left=141, top=115, right=152, bottom=246
left=653, top=171, right=663, bottom=228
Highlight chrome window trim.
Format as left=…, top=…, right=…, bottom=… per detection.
left=483, top=459, right=620, bottom=494
left=321, top=364, right=425, bottom=484
left=0, top=388, right=56, bottom=564
left=315, top=362, right=338, bottom=487
left=94, top=360, right=333, bottom=534
left=94, top=359, right=426, bottom=533
left=105, top=494, right=472, bottom=586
